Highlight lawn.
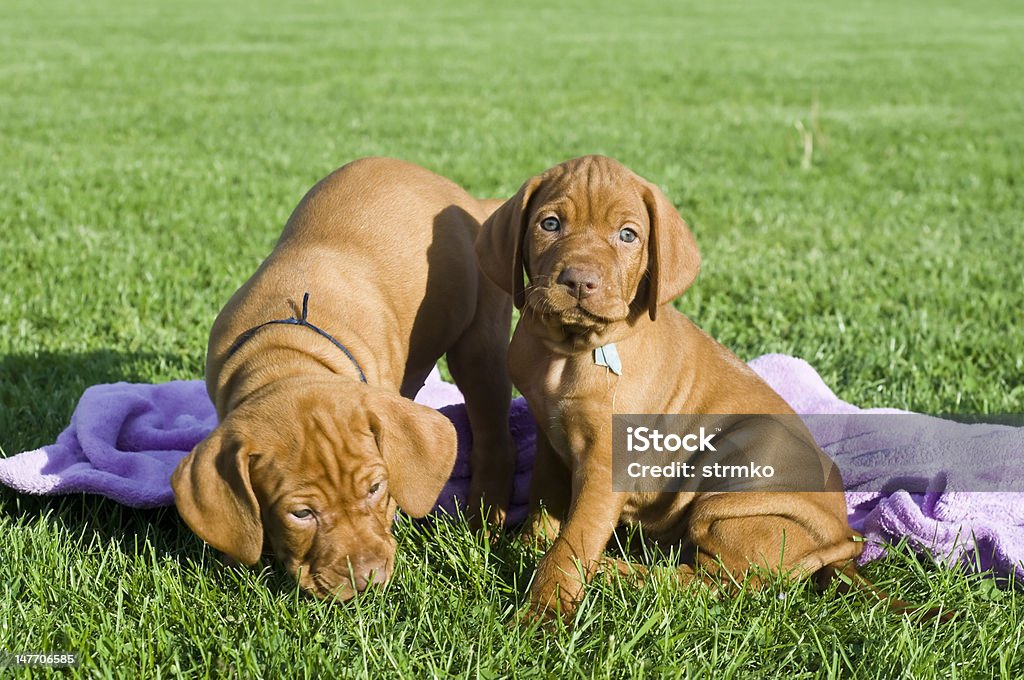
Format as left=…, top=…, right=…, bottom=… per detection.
left=1, top=0, right=1023, bottom=676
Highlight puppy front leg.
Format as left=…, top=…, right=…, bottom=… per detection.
left=521, top=431, right=571, bottom=548
left=528, top=460, right=624, bottom=620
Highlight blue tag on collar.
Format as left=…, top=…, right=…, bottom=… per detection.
left=594, top=342, right=623, bottom=376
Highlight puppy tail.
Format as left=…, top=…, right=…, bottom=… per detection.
left=817, top=562, right=958, bottom=622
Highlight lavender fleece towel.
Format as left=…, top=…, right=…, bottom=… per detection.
left=2, top=356, right=1021, bottom=579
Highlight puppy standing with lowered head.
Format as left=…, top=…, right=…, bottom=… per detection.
left=172, top=157, right=516, bottom=601
left=476, top=155, right=941, bottom=621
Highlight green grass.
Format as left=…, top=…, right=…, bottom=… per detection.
left=1, top=0, right=1022, bottom=676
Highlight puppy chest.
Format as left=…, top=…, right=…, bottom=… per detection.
left=537, top=401, right=589, bottom=465
left=530, top=359, right=614, bottom=466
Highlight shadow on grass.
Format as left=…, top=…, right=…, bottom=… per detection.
left=0, top=349, right=205, bottom=562
left=0, top=490, right=190, bottom=553
left=0, top=348, right=201, bottom=452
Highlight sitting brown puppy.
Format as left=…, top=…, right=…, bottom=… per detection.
left=476, top=155, right=928, bottom=620
left=172, top=158, right=515, bottom=600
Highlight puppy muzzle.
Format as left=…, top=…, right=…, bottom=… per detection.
left=303, top=554, right=393, bottom=601
left=526, top=278, right=630, bottom=329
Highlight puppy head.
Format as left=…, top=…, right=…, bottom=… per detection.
left=476, top=155, right=701, bottom=333
left=171, top=381, right=457, bottom=601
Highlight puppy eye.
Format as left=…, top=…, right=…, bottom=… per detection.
left=540, top=216, right=561, bottom=232
left=368, top=482, right=382, bottom=496
left=619, top=227, right=638, bottom=243
left=291, top=509, right=313, bottom=519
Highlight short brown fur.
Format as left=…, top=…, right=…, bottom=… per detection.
left=172, top=158, right=515, bottom=600
left=477, top=155, right=947, bottom=621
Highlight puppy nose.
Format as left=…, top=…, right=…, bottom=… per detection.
left=557, top=267, right=601, bottom=299
left=349, top=557, right=389, bottom=592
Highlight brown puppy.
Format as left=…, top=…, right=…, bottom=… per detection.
left=172, top=158, right=515, bottom=600
left=477, top=155, right=911, bottom=620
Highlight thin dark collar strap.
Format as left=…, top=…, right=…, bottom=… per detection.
left=225, top=292, right=368, bottom=384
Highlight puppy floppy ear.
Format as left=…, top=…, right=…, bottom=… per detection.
left=171, top=425, right=263, bottom=565
left=368, top=395, right=458, bottom=517
left=475, top=175, right=544, bottom=309
left=639, top=179, right=701, bottom=321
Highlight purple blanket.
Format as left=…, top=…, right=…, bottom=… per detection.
left=2, top=356, right=1021, bottom=579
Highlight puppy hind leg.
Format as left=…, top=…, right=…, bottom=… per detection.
left=689, top=514, right=832, bottom=591
left=447, top=277, right=516, bottom=531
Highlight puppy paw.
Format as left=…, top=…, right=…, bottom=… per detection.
left=516, top=509, right=561, bottom=552
left=467, top=478, right=512, bottom=536
left=596, top=557, right=649, bottom=586
left=527, top=562, right=584, bottom=621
